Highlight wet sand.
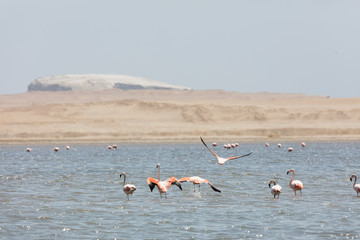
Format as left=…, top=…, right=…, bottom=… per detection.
left=0, top=89, right=359, bottom=144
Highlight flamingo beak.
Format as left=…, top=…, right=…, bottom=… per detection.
left=350, top=177, right=353, bottom=182
left=268, top=184, right=271, bottom=188
left=287, top=171, right=289, bottom=175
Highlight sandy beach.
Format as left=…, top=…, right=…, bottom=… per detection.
left=0, top=89, right=360, bottom=144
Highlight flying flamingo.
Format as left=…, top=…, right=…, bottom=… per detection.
left=179, top=176, right=221, bottom=193
left=120, top=172, right=136, bottom=200
left=268, top=179, right=282, bottom=198
left=200, top=137, right=252, bottom=165
left=147, top=163, right=182, bottom=198
left=350, top=174, right=360, bottom=197
left=287, top=169, right=303, bottom=196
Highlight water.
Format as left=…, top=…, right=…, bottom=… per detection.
left=1, top=142, right=360, bottom=239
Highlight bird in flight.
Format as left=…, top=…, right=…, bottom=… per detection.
left=200, top=137, right=252, bottom=165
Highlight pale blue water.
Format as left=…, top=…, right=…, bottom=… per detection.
left=1, top=142, right=360, bottom=239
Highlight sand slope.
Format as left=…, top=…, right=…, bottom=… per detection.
left=0, top=89, right=360, bottom=143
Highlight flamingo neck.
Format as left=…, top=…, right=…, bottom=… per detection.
left=353, top=176, right=357, bottom=187
left=289, top=172, right=295, bottom=185
left=122, top=175, right=126, bottom=186
left=158, top=166, right=161, bottom=181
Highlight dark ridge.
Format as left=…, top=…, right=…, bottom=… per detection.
left=28, top=83, right=72, bottom=92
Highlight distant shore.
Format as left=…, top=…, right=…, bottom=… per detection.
left=1, top=89, right=360, bottom=145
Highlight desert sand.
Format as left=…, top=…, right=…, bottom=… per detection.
left=0, top=89, right=360, bottom=144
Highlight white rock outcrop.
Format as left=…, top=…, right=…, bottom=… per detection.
left=28, top=74, right=191, bottom=91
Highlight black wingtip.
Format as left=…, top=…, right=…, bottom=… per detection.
left=148, top=182, right=156, bottom=192
left=172, top=180, right=183, bottom=191
left=211, top=185, right=221, bottom=193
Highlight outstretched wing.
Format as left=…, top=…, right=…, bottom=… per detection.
left=200, top=137, right=219, bottom=158
left=202, top=178, right=221, bottom=193
left=226, top=152, right=252, bottom=161
left=168, top=177, right=182, bottom=191
left=208, top=183, right=221, bottom=193
left=147, top=177, right=159, bottom=192
left=178, top=177, right=191, bottom=183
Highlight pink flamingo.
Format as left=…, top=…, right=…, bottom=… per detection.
left=268, top=179, right=282, bottom=198
left=120, top=172, right=136, bottom=200
left=350, top=174, right=360, bottom=197
left=200, top=137, right=252, bottom=165
left=147, top=163, right=182, bottom=198
left=287, top=169, right=303, bottom=196
left=179, top=176, right=221, bottom=193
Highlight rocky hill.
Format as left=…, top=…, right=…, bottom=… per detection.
left=28, top=74, right=191, bottom=91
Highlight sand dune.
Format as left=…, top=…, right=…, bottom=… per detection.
left=0, top=89, right=360, bottom=144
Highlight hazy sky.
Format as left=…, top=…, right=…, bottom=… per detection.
left=1, top=1, right=360, bottom=97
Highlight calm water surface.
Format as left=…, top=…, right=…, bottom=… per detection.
left=1, top=142, right=360, bottom=239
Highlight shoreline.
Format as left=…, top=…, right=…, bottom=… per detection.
left=1, top=135, right=360, bottom=146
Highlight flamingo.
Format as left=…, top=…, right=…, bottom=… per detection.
left=120, top=172, right=136, bottom=200
left=179, top=176, right=221, bottom=193
left=350, top=174, right=360, bottom=197
left=287, top=169, right=303, bottom=196
left=200, top=137, right=252, bottom=165
left=268, top=179, right=282, bottom=198
left=147, top=163, right=182, bottom=198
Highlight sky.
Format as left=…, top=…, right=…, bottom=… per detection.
left=1, top=1, right=360, bottom=97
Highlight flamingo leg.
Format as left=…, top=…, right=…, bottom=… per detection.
left=199, top=184, right=201, bottom=192
left=193, top=184, right=196, bottom=192
left=300, top=190, right=302, bottom=196
left=127, top=195, right=129, bottom=201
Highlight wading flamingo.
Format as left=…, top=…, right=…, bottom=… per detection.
left=350, top=174, right=360, bottom=197
left=179, top=176, right=221, bottom=193
left=287, top=169, right=303, bottom=196
left=147, top=163, right=182, bottom=198
left=120, top=172, right=136, bottom=200
left=268, top=179, right=282, bottom=198
left=200, top=137, right=252, bottom=165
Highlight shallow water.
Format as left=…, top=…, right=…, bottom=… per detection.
left=1, top=142, right=360, bottom=239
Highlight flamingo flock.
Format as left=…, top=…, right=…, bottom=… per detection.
left=25, top=139, right=359, bottom=200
